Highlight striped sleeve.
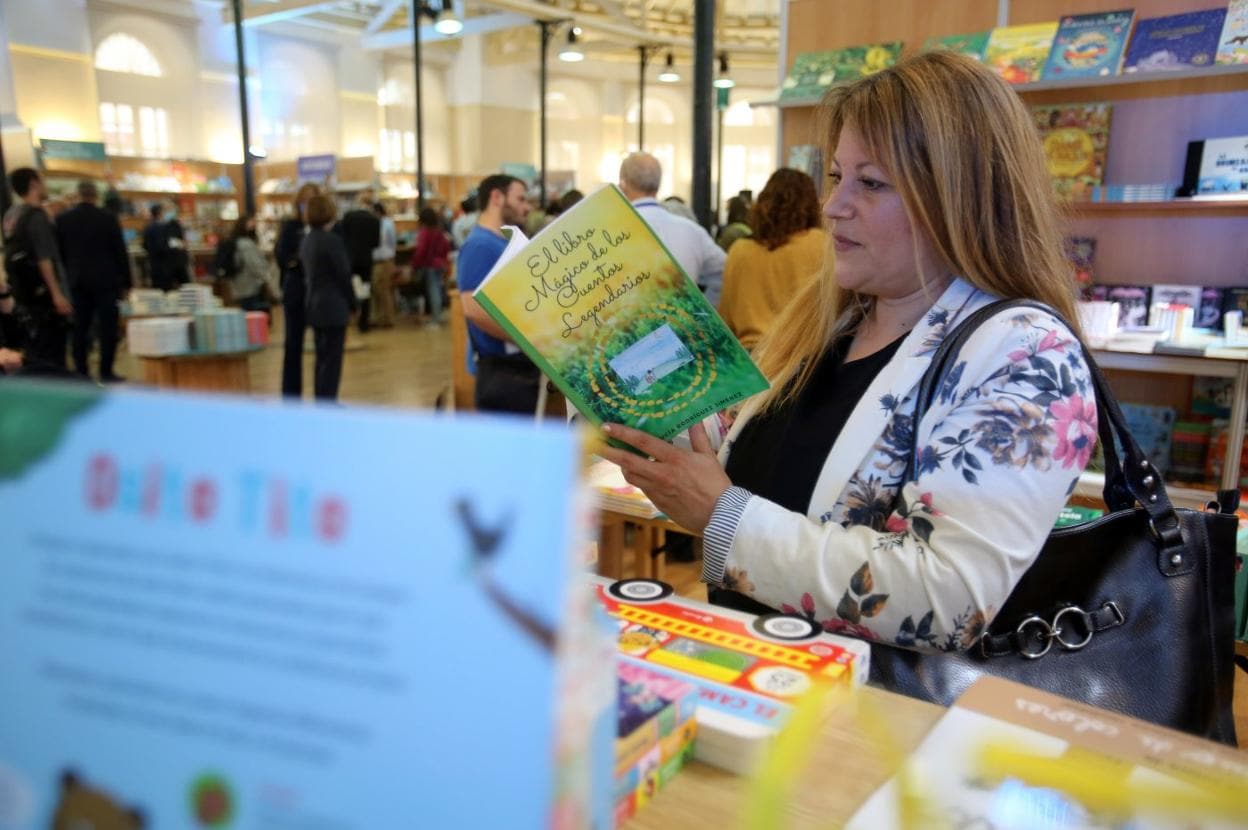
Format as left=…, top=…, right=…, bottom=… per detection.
left=700, top=485, right=753, bottom=585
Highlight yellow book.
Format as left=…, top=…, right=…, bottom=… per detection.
left=984, top=21, right=1060, bottom=84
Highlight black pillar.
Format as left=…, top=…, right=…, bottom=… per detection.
left=637, top=46, right=651, bottom=151
left=692, top=0, right=714, bottom=230
left=537, top=21, right=556, bottom=210
left=412, top=4, right=426, bottom=211
left=0, top=128, right=10, bottom=234
left=715, top=103, right=723, bottom=229
left=231, top=0, right=255, bottom=216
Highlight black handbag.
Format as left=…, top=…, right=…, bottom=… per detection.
left=869, top=299, right=1241, bottom=745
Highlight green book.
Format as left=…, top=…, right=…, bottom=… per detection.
left=472, top=185, right=768, bottom=441
left=779, top=43, right=903, bottom=101
left=922, top=31, right=990, bottom=61
left=1055, top=505, right=1104, bottom=527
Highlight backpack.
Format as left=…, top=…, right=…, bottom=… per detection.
left=214, top=237, right=239, bottom=281
left=2, top=206, right=46, bottom=304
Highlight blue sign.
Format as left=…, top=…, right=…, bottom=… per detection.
left=296, top=154, right=336, bottom=183
left=39, top=139, right=107, bottom=162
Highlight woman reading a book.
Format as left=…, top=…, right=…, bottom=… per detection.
left=600, top=51, right=1098, bottom=660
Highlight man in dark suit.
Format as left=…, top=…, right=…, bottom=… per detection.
left=337, top=189, right=380, bottom=333
left=57, top=181, right=131, bottom=381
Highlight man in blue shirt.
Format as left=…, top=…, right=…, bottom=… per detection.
left=458, top=174, right=539, bottom=413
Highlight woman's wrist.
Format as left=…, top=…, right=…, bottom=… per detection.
left=701, top=485, right=753, bottom=585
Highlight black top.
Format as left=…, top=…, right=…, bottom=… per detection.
left=56, top=202, right=130, bottom=292
left=337, top=209, right=381, bottom=275
left=726, top=333, right=907, bottom=514
left=301, top=228, right=356, bottom=328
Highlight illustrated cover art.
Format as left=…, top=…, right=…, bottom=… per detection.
left=1033, top=103, right=1113, bottom=200
left=1199, top=286, right=1226, bottom=328
left=473, top=185, right=768, bottom=442
left=1041, top=10, right=1135, bottom=79
left=1150, top=283, right=1203, bottom=312
left=1106, top=284, right=1152, bottom=327
left=921, top=31, right=990, bottom=61
left=1196, top=135, right=1248, bottom=195
left=984, top=21, right=1060, bottom=84
left=1124, top=8, right=1227, bottom=72
left=779, top=43, right=903, bottom=101
left=616, top=661, right=696, bottom=741
left=786, top=144, right=823, bottom=186
left=1063, top=236, right=1097, bottom=288
left=1216, top=0, right=1248, bottom=64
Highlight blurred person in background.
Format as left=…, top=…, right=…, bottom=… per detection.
left=409, top=206, right=450, bottom=326
left=57, top=180, right=130, bottom=382
left=4, top=168, right=72, bottom=374
left=719, top=168, right=826, bottom=352
left=275, top=183, right=322, bottom=398
left=301, top=194, right=356, bottom=402
left=0, top=261, right=24, bottom=374
left=339, top=189, right=381, bottom=334
left=227, top=215, right=271, bottom=313
left=716, top=195, right=754, bottom=253
left=451, top=194, right=478, bottom=249
left=370, top=201, right=397, bottom=328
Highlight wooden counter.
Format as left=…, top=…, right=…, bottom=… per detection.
left=137, top=349, right=258, bottom=394
left=626, top=686, right=943, bottom=829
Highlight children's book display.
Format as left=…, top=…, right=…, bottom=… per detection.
left=1032, top=103, right=1112, bottom=200
left=1042, top=10, right=1135, bottom=80
left=591, top=577, right=870, bottom=775
left=921, top=31, right=990, bottom=61
left=587, top=458, right=661, bottom=519
left=0, top=382, right=616, bottom=829
left=1123, top=8, right=1227, bottom=72
left=1196, top=135, right=1248, bottom=196
left=1216, top=0, right=1248, bottom=64
left=778, top=44, right=902, bottom=101
left=472, top=185, right=768, bottom=443
left=847, top=676, right=1248, bottom=829
left=984, top=22, right=1060, bottom=84
left=612, top=661, right=697, bottom=828
left=1120, top=402, right=1177, bottom=474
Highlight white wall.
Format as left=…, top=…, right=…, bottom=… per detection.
left=256, top=33, right=340, bottom=161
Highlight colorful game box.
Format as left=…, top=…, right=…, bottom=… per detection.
left=592, top=577, right=870, bottom=774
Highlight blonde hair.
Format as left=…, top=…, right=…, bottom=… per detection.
left=753, top=51, right=1079, bottom=413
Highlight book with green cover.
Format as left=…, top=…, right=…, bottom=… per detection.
left=922, top=31, right=990, bottom=61
left=473, top=185, right=768, bottom=440
left=779, top=43, right=903, bottom=101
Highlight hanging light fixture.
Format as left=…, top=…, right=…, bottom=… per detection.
left=558, top=27, right=584, bottom=62
left=713, top=52, right=735, bottom=88
left=658, top=52, right=680, bottom=83
left=433, top=1, right=464, bottom=36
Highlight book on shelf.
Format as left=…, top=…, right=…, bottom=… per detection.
left=1033, top=103, right=1112, bottom=201
left=1064, top=235, right=1096, bottom=289
left=472, top=184, right=768, bottom=443
left=1041, top=10, right=1135, bottom=80
left=786, top=144, right=823, bottom=184
left=1216, top=0, right=1248, bottom=64
left=1150, top=283, right=1203, bottom=312
left=1198, top=286, right=1226, bottom=328
left=983, top=21, right=1059, bottom=84
left=1120, top=402, right=1177, bottom=474
left=1104, top=284, right=1151, bottom=328
left=920, top=31, right=990, bottom=61
left=778, top=43, right=903, bottom=101
left=1223, top=287, right=1248, bottom=320
left=1123, top=8, right=1227, bottom=72
left=1196, top=135, right=1248, bottom=196
left=592, top=576, right=870, bottom=776
left=1077, top=300, right=1119, bottom=345
left=847, top=676, right=1248, bottom=829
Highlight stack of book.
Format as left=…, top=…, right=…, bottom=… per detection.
left=124, top=289, right=179, bottom=316
left=127, top=317, right=192, bottom=356
left=587, top=459, right=662, bottom=519
left=613, top=661, right=698, bottom=827
left=245, top=311, right=270, bottom=347
left=191, top=309, right=249, bottom=353
left=177, top=283, right=219, bottom=315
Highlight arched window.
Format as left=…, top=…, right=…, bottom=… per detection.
left=545, top=91, right=580, bottom=122
left=625, top=98, right=676, bottom=126
left=94, top=33, right=163, bottom=77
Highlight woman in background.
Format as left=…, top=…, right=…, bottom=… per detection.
left=718, top=168, right=826, bottom=351
left=301, top=194, right=355, bottom=402
left=409, top=206, right=450, bottom=326
left=371, top=201, right=397, bottom=328
left=275, top=182, right=321, bottom=398
left=716, top=196, right=753, bottom=253
left=228, top=215, right=271, bottom=313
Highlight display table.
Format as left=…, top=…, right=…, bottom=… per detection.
left=598, top=510, right=697, bottom=582
left=137, top=349, right=258, bottom=394
left=625, top=685, right=943, bottom=829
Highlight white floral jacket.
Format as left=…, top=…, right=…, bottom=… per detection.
left=702, top=278, right=1099, bottom=653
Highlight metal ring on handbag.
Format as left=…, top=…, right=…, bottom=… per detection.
left=1051, top=605, right=1094, bottom=650
left=1015, top=615, right=1055, bottom=660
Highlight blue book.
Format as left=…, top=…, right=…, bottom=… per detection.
left=1123, top=8, right=1227, bottom=72
left=0, top=382, right=613, bottom=829
left=1042, top=10, right=1135, bottom=79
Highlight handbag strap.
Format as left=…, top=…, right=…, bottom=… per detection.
left=901, top=299, right=1191, bottom=575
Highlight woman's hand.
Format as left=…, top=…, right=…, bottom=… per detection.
left=597, top=422, right=731, bottom=533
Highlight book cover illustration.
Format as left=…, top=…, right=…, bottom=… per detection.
left=1196, top=135, right=1248, bottom=195
left=1106, top=284, right=1152, bottom=327
left=1063, top=236, right=1096, bottom=289
left=1041, top=10, right=1135, bottom=79
left=1198, top=286, right=1226, bottom=328
left=921, top=31, right=990, bottom=61
left=779, top=43, right=902, bottom=101
left=1121, top=402, right=1177, bottom=473
left=1223, top=287, right=1248, bottom=318
left=984, top=21, right=1060, bottom=84
left=473, top=185, right=768, bottom=442
left=1123, top=8, right=1227, bottom=72
left=1033, top=103, right=1113, bottom=200
left=1216, top=0, right=1248, bottom=64
left=786, top=144, right=823, bottom=187
left=1150, top=283, right=1203, bottom=311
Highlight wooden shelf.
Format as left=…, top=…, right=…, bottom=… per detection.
left=120, top=190, right=238, bottom=200
left=1074, top=471, right=1215, bottom=512
left=1091, top=348, right=1248, bottom=377
left=1069, top=198, right=1248, bottom=216
left=754, top=62, right=1248, bottom=109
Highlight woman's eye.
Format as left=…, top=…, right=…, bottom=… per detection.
left=828, top=172, right=842, bottom=186
left=859, top=177, right=883, bottom=191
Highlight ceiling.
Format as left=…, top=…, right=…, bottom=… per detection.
left=233, top=0, right=781, bottom=63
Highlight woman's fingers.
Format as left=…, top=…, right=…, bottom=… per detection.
left=688, top=422, right=712, bottom=455
left=601, top=423, right=674, bottom=462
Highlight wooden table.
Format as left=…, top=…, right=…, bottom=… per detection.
left=626, top=686, right=943, bottom=829
left=598, top=510, right=698, bottom=582
left=137, top=349, right=258, bottom=394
